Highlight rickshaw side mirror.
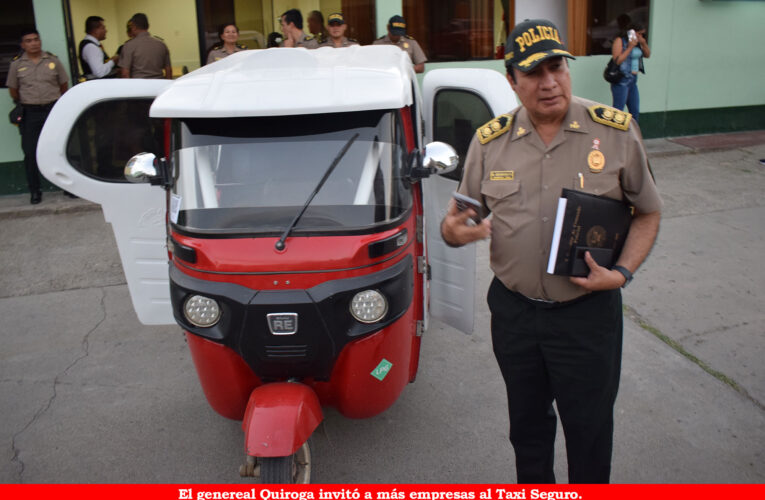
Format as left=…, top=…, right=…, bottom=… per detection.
left=124, top=152, right=171, bottom=188
left=407, top=142, right=459, bottom=181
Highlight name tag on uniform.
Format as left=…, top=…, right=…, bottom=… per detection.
left=490, top=170, right=514, bottom=181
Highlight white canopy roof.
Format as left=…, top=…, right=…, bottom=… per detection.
left=150, top=45, right=415, bottom=118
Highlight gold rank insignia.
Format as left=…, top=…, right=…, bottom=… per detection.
left=587, top=150, right=605, bottom=172
left=569, top=121, right=580, bottom=129
left=476, top=113, right=514, bottom=144
left=587, top=105, right=631, bottom=131
left=517, top=126, right=526, bottom=136
left=48, top=62, right=55, bottom=70
left=403, top=42, right=409, bottom=49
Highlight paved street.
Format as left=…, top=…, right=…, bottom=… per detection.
left=1, top=135, right=764, bottom=483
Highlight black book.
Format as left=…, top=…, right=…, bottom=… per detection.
left=546, top=188, right=632, bottom=277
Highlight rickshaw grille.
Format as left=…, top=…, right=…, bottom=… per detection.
left=265, top=345, right=309, bottom=359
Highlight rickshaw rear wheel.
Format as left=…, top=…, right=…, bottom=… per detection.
left=260, top=441, right=311, bottom=484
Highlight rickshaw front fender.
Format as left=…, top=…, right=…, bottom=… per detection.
left=242, top=382, right=323, bottom=457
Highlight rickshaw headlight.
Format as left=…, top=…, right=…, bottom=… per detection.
left=350, top=290, right=388, bottom=324
left=183, top=295, right=221, bottom=327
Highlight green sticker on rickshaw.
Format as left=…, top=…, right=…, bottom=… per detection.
left=371, top=359, right=393, bottom=381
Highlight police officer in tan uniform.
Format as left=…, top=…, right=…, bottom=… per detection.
left=6, top=29, right=68, bottom=204
left=373, top=15, right=426, bottom=73
left=441, top=19, right=662, bottom=484
left=206, top=23, right=247, bottom=65
left=119, top=13, right=172, bottom=79
left=319, top=13, right=359, bottom=48
left=307, top=10, right=329, bottom=46
left=279, top=9, right=319, bottom=49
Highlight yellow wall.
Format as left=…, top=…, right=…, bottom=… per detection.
left=69, top=0, right=120, bottom=57
left=70, top=0, right=201, bottom=72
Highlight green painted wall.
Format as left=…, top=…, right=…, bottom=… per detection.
left=418, top=0, right=765, bottom=138
left=376, top=0, right=402, bottom=38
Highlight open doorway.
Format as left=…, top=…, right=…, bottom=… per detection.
left=67, top=0, right=201, bottom=79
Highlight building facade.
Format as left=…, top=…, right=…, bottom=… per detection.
left=1, top=0, right=764, bottom=194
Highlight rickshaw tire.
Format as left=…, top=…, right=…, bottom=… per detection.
left=259, top=441, right=312, bottom=484
left=260, top=456, right=293, bottom=484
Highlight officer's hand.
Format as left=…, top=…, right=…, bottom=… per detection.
left=569, top=251, right=626, bottom=291
left=440, top=199, right=491, bottom=247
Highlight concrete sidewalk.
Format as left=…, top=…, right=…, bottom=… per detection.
left=1, top=131, right=764, bottom=483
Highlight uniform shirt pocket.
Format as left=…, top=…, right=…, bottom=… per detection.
left=480, top=179, right=522, bottom=212
left=578, top=174, right=622, bottom=201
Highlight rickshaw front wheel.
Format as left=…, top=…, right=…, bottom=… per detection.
left=259, top=441, right=312, bottom=484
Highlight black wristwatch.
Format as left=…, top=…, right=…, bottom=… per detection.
left=612, top=265, right=633, bottom=288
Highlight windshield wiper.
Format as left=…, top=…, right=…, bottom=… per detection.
left=275, top=133, right=360, bottom=251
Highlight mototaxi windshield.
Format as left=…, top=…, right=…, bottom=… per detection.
left=169, top=110, right=412, bottom=235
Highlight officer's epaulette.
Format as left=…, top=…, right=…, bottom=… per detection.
left=12, top=53, right=21, bottom=61
left=587, top=104, right=631, bottom=131
left=236, top=43, right=247, bottom=50
left=476, top=113, right=514, bottom=144
left=305, top=34, right=314, bottom=41
left=153, top=35, right=165, bottom=41
left=315, top=33, right=325, bottom=43
left=348, top=38, right=358, bottom=43
left=405, top=35, right=416, bottom=40
left=211, top=43, right=223, bottom=50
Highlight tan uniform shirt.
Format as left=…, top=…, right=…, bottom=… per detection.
left=6, top=52, right=68, bottom=105
left=281, top=32, right=319, bottom=49
left=373, top=34, right=427, bottom=65
left=319, top=36, right=359, bottom=48
left=206, top=45, right=247, bottom=65
left=119, top=31, right=171, bottom=78
left=458, top=96, right=663, bottom=303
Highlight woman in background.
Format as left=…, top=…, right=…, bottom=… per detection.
left=206, top=23, right=246, bottom=64
left=610, top=23, right=650, bottom=122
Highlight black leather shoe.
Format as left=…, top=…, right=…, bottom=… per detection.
left=30, top=191, right=42, bottom=204
left=63, top=190, right=78, bottom=199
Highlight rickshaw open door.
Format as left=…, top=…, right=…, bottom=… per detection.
left=38, top=47, right=514, bottom=483
left=422, top=69, right=518, bottom=335
left=38, top=79, right=174, bottom=325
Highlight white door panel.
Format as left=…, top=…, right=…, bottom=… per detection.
left=37, top=80, right=174, bottom=325
left=422, top=69, right=517, bottom=335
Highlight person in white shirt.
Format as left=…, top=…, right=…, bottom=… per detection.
left=79, top=16, right=118, bottom=79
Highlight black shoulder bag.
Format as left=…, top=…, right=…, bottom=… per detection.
left=603, top=59, right=622, bottom=84
left=603, top=37, right=626, bottom=84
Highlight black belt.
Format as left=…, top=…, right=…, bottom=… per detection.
left=22, top=102, right=56, bottom=111
left=500, top=280, right=606, bottom=310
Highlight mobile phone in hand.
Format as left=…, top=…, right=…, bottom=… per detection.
left=453, top=192, right=482, bottom=223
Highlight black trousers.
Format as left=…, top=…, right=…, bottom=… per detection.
left=19, top=105, right=54, bottom=194
left=488, top=278, right=623, bottom=484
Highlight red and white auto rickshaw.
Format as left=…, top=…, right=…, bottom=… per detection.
left=38, top=46, right=516, bottom=483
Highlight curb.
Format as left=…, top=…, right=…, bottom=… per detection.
left=0, top=195, right=101, bottom=221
